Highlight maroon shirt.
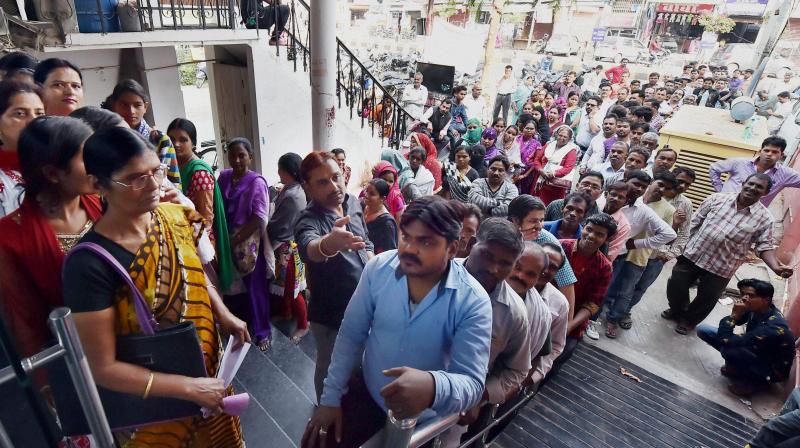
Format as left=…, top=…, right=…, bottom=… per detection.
left=559, top=239, right=612, bottom=338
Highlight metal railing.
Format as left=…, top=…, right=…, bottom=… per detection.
left=75, top=0, right=238, bottom=33
left=0, top=307, right=114, bottom=447
left=282, top=0, right=413, bottom=149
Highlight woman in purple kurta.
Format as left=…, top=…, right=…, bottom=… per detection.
left=218, top=138, right=273, bottom=350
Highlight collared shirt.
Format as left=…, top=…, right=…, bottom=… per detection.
left=582, top=72, right=606, bottom=93
left=401, top=84, right=429, bottom=120
left=320, top=252, right=492, bottom=420
left=560, top=239, right=612, bottom=338
left=626, top=198, right=674, bottom=267
left=535, top=283, right=569, bottom=379
left=483, top=280, right=532, bottom=404
left=553, top=82, right=581, bottom=100
left=655, top=193, right=693, bottom=260
left=544, top=219, right=582, bottom=240
left=579, top=132, right=613, bottom=170
left=497, top=76, right=517, bottom=95
left=600, top=162, right=626, bottom=188
left=544, top=199, right=600, bottom=222
left=534, top=229, right=578, bottom=288
left=575, top=110, right=599, bottom=148
left=717, top=305, right=795, bottom=382
left=650, top=114, right=666, bottom=132
left=619, top=197, right=677, bottom=256
left=709, top=157, right=800, bottom=206
left=521, top=287, right=552, bottom=365
left=683, top=193, right=774, bottom=279
left=468, top=178, right=519, bottom=217
left=463, top=94, right=490, bottom=126
left=295, top=194, right=374, bottom=328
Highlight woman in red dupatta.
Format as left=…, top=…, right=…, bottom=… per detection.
left=0, top=116, right=101, bottom=358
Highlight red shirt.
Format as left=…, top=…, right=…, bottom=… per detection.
left=604, top=65, right=629, bottom=85
left=560, top=239, right=613, bottom=338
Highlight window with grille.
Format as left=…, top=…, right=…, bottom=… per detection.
left=612, top=0, right=644, bottom=14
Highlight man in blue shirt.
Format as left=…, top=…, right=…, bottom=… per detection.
left=302, top=197, right=492, bottom=448
left=543, top=192, right=590, bottom=240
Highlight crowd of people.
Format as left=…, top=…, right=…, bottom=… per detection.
left=1, top=47, right=800, bottom=448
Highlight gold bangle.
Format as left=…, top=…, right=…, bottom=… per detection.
left=143, top=372, right=155, bottom=399
left=318, top=235, right=339, bottom=258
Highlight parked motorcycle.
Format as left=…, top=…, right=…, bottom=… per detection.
left=195, top=62, right=208, bottom=88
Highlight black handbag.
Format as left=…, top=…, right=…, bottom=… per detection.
left=51, top=242, right=207, bottom=436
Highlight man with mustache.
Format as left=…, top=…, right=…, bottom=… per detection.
left=596, top=181, right=632, bottom=262
left=303, top=197, right=492, bottom=448
left=543, top=192, right=590, bottom=240
left=531, top=243, right=571, bottom=381
left=441, top=217, right=528, bottom=447
left=544, top=171, right=604, bottom=222
left=456, top=203, right=482, bottom=258
left=598, top=141, right=628, bottom=186
left=664, top=173, right=793, bottom=335
left=295, top=151, right=374, bottom=403
left=579, top=114, right=617, bottom=173
left=468, top=155, right=519, bottom=217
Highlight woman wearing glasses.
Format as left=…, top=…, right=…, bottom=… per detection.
left=62, top=126, right=249, bottom=447
left=0, top=116, right=102, bottom=359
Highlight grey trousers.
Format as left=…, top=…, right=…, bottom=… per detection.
left=311, top=322, right=339, bottom=402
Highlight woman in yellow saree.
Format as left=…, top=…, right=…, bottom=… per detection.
left=63, top=126, right=250, bottom=447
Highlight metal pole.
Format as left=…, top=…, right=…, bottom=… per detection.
left=310, top=0, right=337, bottom=152
left=0, top=419, right=13, bottom=448
left=48, top=308, right=115, bottom=447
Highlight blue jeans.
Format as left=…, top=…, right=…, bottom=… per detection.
left=604, top=258, right=646, bottom=324
left=696, top=323, right=772, bottom=384
left=750, top=389, right=800, bottom=448
left=626, top=258, right=665, bottom=314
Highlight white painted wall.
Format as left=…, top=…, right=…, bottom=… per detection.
left=33, top=48, right=121, bottom=110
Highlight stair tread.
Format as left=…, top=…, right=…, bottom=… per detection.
left=233, top=378, right=297, bottom=448
left=266, top=329, right=318, bottom=402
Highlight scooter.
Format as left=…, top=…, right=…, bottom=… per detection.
left=195, top=62, right=208, bottom=88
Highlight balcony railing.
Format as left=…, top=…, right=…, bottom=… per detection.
left=283, top=0, right=412, bottom=150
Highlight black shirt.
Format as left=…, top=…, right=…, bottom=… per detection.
left=366, top=213, right=398, bottom=255
left=62, top=230, right=135, bottom=313
left=294, top=194, right=373, bottom=329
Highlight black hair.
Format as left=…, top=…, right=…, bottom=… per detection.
left=453, top=145, right=472, bottom=158
left=777, top=91, right=790, bottom=99
left=508, top=194, right=545, bottom=223
left=166, top=118, right=198, bottom=146
left=622, top=100, right=641, bottom=109
left=277, top=152, right=303, bottom=181
left=488, top=155, right=510, bottom=171
left=608, top=105, right=629, bottom=119
left=584, top=212, right=618, bottom=239
left=476, top=217, right=523, bottom=257
left=441, top=98, right=452, bottom=106
left=563, top=191, right=590, bottom=208
left=462, top=202, right=482, bottom=223
left=736, top=278, right=774, bottom=302
left=587, top=95, right=602, bottom=105
left=632, top=106, right=654, bottom=122
left=762, top=136, right=787, bottom=152
left=672, top=166, right=696, bottom=181
left=703, top=77, right=714, bottom=83
left=453, top=85, right=467, bottom=95
left=409, top=146, right=427, bottom=161
left=540, top=242, right=565, bottom=268
left=491, top=117, right=506, bottom=128
left=602, top=114, right=618, bottom=123
left=33, top=58, right=82, bottom=84
left=102, top=78, right=150, bottom=110
left=645, top=99, right=662, bottom=109
left=624, top=169, right=652, bottom=184
left=18, top=116, right=93, bottom=199
left=469, top=144, right=486, bottom=173
left=629, top=147, right=652, bottom=162
left=567, top=91, right=580, bottom=99
left=505, top=65, right=513, bottom=70
left=228, top=137, right=254, bottom=156
left=69, top=106, right=126, bottom=130
left=0, top=52, right=38, bottom=74
left=369, top=178, right=391, bottom=198
left=579, top=170, right=604, bottom=184
left=400, top=195, right=465, bottom=242
left=653, top=169, right=678, bottom=188
left=0, top=80, right=42, bottom=116
left=83, top=126, right=154, bottom=189
left=649, top=72, right=659, bottom=78
left=606, top=180, right=630, bottom=194
left=331, top=148, right=346, bottom=157
left=656, top=146, right=677, bottom=158
left=631, top=122, right=650, bottom=133
left=744, top=172, right=773, bottom=193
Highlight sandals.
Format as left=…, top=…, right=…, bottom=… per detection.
left=674, top=322, right=694, bottom=335
left=258, top=337, right=272, bottom=352
left=660, top=309, right=679, bottom=321
left=619, top=314, right=633, bottom=330
left=291, top=327, right=309, bottom=345
left=605, top=322, right=619, bottom=339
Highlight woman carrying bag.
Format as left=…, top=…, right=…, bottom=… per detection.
left=62, top=126, right=249, bottom=447
left=531, top=125, right=578, bottom=205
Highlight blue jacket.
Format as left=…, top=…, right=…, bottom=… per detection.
left=450, top=101, right=468, bottom=134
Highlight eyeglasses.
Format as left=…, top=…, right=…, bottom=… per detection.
left=112, top=165, right=167, bottom=190
left=578, top=181, right=602, bottom=191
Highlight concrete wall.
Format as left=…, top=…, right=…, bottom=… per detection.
left=34, top=47, right=186, bottom=131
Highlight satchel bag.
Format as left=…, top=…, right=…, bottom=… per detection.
left=51, top=242, right=207, bottom=436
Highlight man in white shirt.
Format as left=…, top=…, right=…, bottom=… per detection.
left=770, top=72, right=799, bottom=97
left=401, top=72, right=429, bottom=121
left=598, top=141, right=628, bottom=184
left=492, top=65, right=517, bottom=123
left=597, top=84, right=616, bottom=120
left=582, top=65, right=606, bottom=95
left=580, top=114, right=618, bottom=173
left=768, top=91, right=794, bottom=133
left=575, top=96, right=602, bottom=152
left=463, top=83, right=490, bottom=126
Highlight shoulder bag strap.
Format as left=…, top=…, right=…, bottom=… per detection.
left=66, top=242, right=157, bottom=335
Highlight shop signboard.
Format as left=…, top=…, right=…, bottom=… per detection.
left=724, top=0, right=768, bottom=16
left=656, top=3, right=715, bottom=14
left=592, top=28, right=606, bottom=42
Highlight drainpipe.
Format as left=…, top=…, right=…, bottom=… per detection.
left=310, top=0, right=337, bottom=152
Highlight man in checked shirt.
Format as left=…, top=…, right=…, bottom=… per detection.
left=663, top=173, right=794, bottom=335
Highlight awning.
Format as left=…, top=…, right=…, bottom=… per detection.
left=656, top=3, right=715, bottom=14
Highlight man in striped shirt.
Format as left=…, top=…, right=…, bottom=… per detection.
left=663, top=173, right=794, bottom=335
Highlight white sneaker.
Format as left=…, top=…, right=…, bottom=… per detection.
left=585, top=320, right=600, bottom=340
